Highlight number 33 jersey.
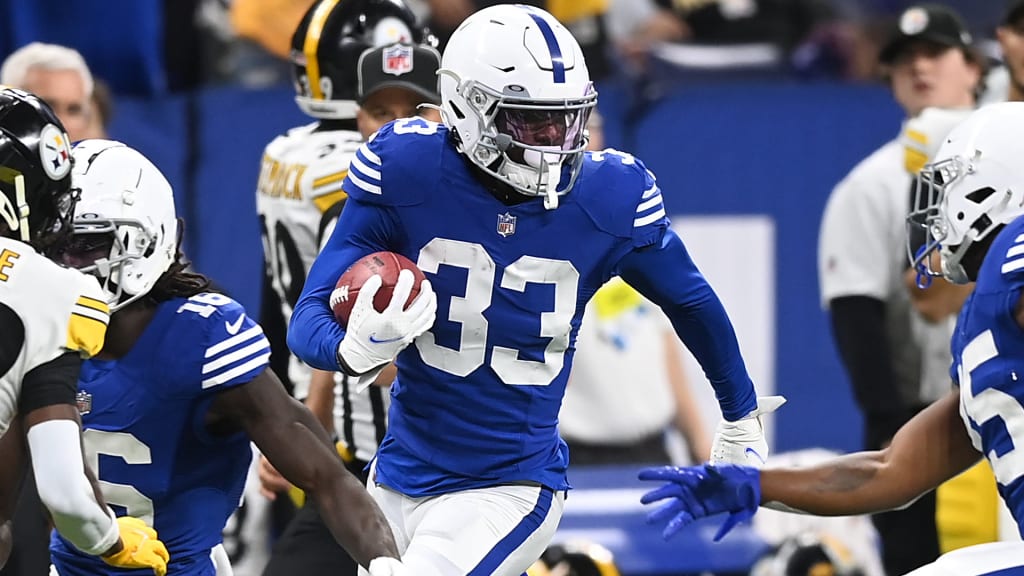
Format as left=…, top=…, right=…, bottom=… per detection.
left=257, top=123, right=362, bottom=397
left=49, top=293, right=271, bottom=575
left=950, top=215, right=1024, bottom=537
left=0, top=237, right=108, bottom=437
left=308, top=118, right=669, bottom=496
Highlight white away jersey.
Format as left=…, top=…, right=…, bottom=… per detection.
left=256, top=123, right=362, bottom=396
left=0, top=236, right=109, bottom=435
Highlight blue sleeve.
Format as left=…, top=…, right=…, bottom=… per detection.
left=164, top=294, right=271, bottom=397
left=615, top=229, right=757, bottom=421
left=287, top=196, right=401, bottom=371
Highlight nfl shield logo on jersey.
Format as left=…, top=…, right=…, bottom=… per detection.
left=497, top=212, right=517, bottom=237
left=383, top=44, right=414, bottom=76
left=76, top=391, right=92, bottom=415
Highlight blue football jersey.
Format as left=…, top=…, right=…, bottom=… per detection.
left=290, top=118, right=756, bottom=496
left=50, top=293, right=271, bottom=575
left=950, top=216, right=1024, bottom=537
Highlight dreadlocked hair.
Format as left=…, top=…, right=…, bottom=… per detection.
left=145, top=219, right=211, bottom=303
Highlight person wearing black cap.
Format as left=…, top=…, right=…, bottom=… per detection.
left=818, top=4, right=984, bottom=574
left=355, top=42, right=443, bottom=136
left=996, top=0, right=1024, bottom=102
left=257, top=32, right=442, bottom=576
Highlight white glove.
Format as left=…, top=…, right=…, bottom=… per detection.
left=710, top=395, right=786, bottom=468
left=336, top=269, right=437, bottom=375
left=367, top=557, right=411, bottom=576
left=901, top=107, right=973, bottom=175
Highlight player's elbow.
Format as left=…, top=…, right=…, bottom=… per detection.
left=285, top=321, right=309, bottom=362
left=873, top=448, right=928, bottom=512
left=286, top=309, right=321, bottom=368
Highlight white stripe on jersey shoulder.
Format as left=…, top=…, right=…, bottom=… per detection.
left=634, top=184, right=665, bottom=228
left=634, top=209, right=666, bottom=228
left=350, top=155, right=381, bottom=181
left=205, top=324, right=264, bottom=358
left=348, top=171, right=382, bottom=195
left=202, top=322, right=270, bottom=389
left=357, top=143, right=381, bottom=167
left=636, top=195, right=662, bottom=215
left=202, top=354, right=271, bottom=389
left=1002, top=235, right=1024, bottom=275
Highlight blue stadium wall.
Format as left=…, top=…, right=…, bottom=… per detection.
left=105, top=81, right=906, bottom=455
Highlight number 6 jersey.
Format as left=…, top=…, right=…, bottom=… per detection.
left=49, top=293, right=271, bottom=575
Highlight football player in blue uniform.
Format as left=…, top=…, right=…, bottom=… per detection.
left=0, top=89, right=169, bottom=576
left=638, top=102, right=1024, bottom=575
left=47, top=140, right=411, bottom=576
left=287, top=5, right=779, bottom=574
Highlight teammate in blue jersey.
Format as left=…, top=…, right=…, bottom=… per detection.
left=287, top=5, right=779, bottom=574
left=46, top=140, right=412, bottom=576
left=638, top=102, right=1024, bottom=575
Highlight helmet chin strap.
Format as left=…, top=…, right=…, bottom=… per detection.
left=542, top=163, right=560, bottom=210
left=523, top=148, right=562, bottom=210
left=14, top=174, right=30, bottom=243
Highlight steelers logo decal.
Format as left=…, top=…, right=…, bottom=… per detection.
left=39, top=123, right=72, bottom=180
left=899, top=7, right=929, bottom=36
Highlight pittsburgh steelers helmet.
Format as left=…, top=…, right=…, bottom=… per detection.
left=534, top=541, right=621, bottom=576
left=0, top=87, right=76, bottom=254
left=290, top=0, right=435, bottom=119
left=751, top=532, right=865, bottom=576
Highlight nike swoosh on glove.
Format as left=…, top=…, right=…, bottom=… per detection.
left=368, top=556, right=411, bottom=576
left=337, top=269, right=437, bottom=375
left=711, top=395, right=785, bottom=468
left=638, top=463, right=760, bottom=541
left=101, top=517, right=170, bottom=576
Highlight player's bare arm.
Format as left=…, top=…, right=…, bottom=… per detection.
left=0, top=418, right=25, bottom=567
left=760, top=391, right=979, bottom=515
left=205, top=368, right=399, bottom=567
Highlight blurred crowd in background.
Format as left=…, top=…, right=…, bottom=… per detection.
left=0, top=0, right=1013, bottom=100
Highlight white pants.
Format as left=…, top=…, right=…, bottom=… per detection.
left=362, top=477, right=564, bottom=576
left=903, top=541, right=1024, bottom=576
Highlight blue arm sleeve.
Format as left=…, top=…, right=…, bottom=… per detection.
left=287, top=197, right=400, bottom=371
left=616, top=228, right=757, bottom=421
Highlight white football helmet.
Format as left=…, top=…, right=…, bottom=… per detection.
left=62, top=140, right=177, bottom=311
left=908, top=102, right=1024, bottom=284
left=438, top=4, right=597, bottom=209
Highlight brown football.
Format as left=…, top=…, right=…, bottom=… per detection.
left=330, top=251, right=425, bottom=327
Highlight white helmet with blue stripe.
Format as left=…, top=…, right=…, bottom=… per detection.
left=908, top=102, right=1024, bottom=284
left=438, top=4, right=597, bottom=209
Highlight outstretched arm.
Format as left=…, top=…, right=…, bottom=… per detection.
left=759, top=389, right=979, bottom=515
left=639, top=389, right=981, bottom=540
left=208, top=368, right=399, bottom=568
